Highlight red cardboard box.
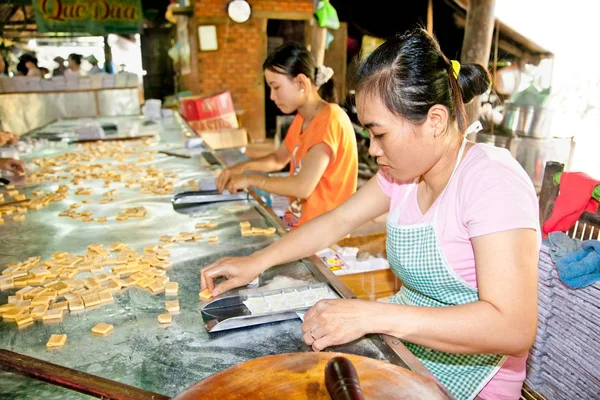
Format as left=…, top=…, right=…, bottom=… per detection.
left=180, top=91, right=239, bottom=130
left=180, top=98, right=200, bottom=120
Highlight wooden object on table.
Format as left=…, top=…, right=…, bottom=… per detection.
left=338, top=269, right=401, bottom=301
left=0, top=349, right=169, bottom=400
left=538, top=161, right=600, bottom=240
left=325, top=356, right=365, bottom=400
left=172, top=352, right=450, bottom=400
left=337, top=232, right=387, bottom=258
left=336, top=232, right=402, bottom=300
left=194, top=128, right=248, bottom=150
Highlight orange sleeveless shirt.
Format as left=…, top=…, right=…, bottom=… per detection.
left=283, top=103, right=358, bottom=228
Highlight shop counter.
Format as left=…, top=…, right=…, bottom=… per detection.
left=0, top=88, right=140, bottom=136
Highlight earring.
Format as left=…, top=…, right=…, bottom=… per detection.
left=300, top=88, right=305, bottom=93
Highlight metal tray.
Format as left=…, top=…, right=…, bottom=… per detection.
left=201, top=283, right=340, bottom=333
left=171, top=189, right=250, bottom=209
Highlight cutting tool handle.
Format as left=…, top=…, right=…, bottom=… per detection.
left=325, top=356, right=366, bottom=400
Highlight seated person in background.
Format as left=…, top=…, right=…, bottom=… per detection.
left=64, top=53, right=84, bottom=77
left=216, top=42, right=358, bottom=229
left=19, top=54, right=43, bottom=77
left=53, top=56, right=67, bottom=76
left=86, top=55, right=103, bottom=74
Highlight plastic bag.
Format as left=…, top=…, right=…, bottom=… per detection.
left=315, top=0, right=340, bottom=30
left=511, top=83, right=551, bottom=107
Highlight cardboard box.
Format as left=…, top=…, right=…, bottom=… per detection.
left=180, top=97, right=200, bottom=120
left=196, top=128, right=248, bottom=150
left=180, top=91, right=239, bottom=130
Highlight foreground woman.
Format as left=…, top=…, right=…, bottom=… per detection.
left=203, top=29, right=540, bottom=400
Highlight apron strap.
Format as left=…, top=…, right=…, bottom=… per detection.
left=432, top=121, right=482, bottom=223
left=464, top=120, right=483, bottom=137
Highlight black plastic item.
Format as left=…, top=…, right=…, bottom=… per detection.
left=201, top=151, right=222, bottom=167
left=0, top=177, right=10, bottom=186
left=101, top=123, right=118, bottom=135
left=325, top=356, right=366, bottom=400
left=101, top=123, right=118, bottom=131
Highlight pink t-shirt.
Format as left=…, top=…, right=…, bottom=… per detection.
left=377, top=143, right=541, bottom=400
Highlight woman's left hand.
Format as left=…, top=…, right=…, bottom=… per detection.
left=0, top=158, right=26, bottom=176
left=0, top=132, right=18, bottom=147
left=301, top=299, right=372, bottom=351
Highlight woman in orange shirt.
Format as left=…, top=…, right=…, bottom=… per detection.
left=216, top=42, right=358, bottom=229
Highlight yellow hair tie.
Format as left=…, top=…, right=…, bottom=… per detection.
left=450, top=60, right=460, bottom=79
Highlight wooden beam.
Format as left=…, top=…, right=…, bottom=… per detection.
left=494, top=17, right=552, bottom=56
left=171, top=5, right=194, bottom=15
left=0, top=21, right=36, bottom=26
left=2, top=0, right=30, bottom=4
left=451, top=1, right=552, bottom=56
left=252, top=11, right=313, bottom=21
left=454, top=14, right=547, bottom=64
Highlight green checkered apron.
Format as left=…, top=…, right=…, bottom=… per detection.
left=386, top=122, right=506, bottom=400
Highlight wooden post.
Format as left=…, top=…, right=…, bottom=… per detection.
left=460, top=0, right=496, bottom=133
left=427, top=0, right=433, bottom=35
left=311, top=22, right=327, bottom=66
left=538, top=161, right=564, bottom=229
left=103, top=35, right=113, bottom=74
left=323, top=22, right=348, bottom=104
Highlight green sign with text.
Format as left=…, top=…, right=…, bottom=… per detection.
left=33, top=0, right=143, bottom=34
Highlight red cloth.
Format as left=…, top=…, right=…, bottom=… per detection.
left=542, top=172, right=600, bottom=234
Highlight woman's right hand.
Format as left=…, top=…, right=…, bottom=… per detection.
left=201, top=255, right=267, bottom=297
left=216, top=164, right=243, bottom=193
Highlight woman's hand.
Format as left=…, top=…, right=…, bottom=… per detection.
left=225, top=174, right=253, bottom=193
left=0, top=158, right=26, bottom=176
left=301, top=299, right=373, bottom=351
left=216, top=164, right=244, bottom=193
left=200, top=255, right=267, bottom=297
left=0, top=132, right=18, bottom=147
